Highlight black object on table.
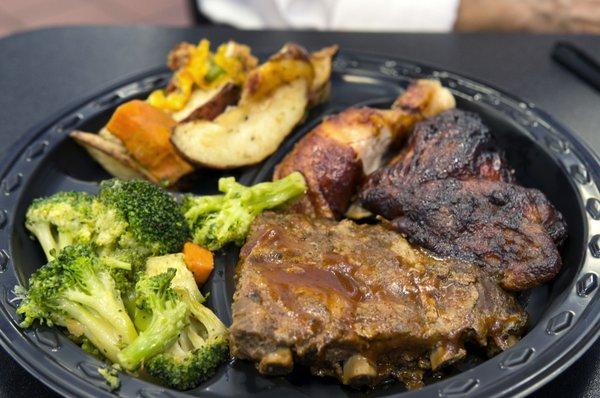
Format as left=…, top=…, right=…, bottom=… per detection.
left=0, top=26, right=599, bottom=398
left=552, top=41, right=600, bottom=92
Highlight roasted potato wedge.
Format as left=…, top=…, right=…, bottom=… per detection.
left=240, top=43, right=315, bottom=103
left=308, top=45, right=338, bottom=106
left=171, top=44, right=337, bottom=169
left=174, top=83, right=240, bottom=123
left=172, top=78, right=308, bottom=168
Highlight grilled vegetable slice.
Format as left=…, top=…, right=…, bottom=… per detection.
left=106, top=100, right=194, bottom=185
left=70, top=128, right=153, bottom=182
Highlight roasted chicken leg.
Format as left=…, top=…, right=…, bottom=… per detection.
left=274, top=79, right=455, bottom=219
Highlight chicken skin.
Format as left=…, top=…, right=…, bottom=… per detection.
left=274, top=79, right=455, bottom=219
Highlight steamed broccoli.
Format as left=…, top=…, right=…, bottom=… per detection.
left=98, top=365, right=121, bottom=391
left=181, top=172, right=306, bottom=250
left=145, top=334, right=228, bottom=390
left=25, top=191, right=96, bottom=260
left=98, top=179, right=190, bottom=257
left=143, top=253, right=229, bottom=390
left=25, top=179, right=190, bottom=271
left=117, top=269, right=188, bottom=371
left=16, top=245, right=138, bottom=363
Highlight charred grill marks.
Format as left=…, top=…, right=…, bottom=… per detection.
left=360, top=109, right=567, bottom=290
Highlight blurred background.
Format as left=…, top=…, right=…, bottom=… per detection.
left=0, top=0, right=599, bottom=38
left=0, top=0, right=193, bottom=38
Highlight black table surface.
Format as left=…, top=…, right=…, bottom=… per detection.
left=0, top=26, right=599, bottom=398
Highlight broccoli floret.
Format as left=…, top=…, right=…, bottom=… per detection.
left=182, top=172, right=306, bottom=250
left=16, top=245, right=138, bottom=363
left=25, top=180, right=189, bottom=267
left=145, top=334, right=228, bottom=390
left=98, top=364, right=121, bottom=391
left=144, top=254, right=229, bottom=390
left=117, top=269, right=188, bottom=371
left=24, top=191, right=134, bottom=299
left=99, top=179, right=189, bottom=256
left=25, top=191, right=96, bottom=260
left=24, top=179, right=191, bottom=301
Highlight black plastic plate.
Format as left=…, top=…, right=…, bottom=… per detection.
left=0, top=51, right=599, bottom=398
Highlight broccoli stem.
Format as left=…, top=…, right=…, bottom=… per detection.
left=100, top=257, right=132, bottom=270
left=117, top=307, right=187, bottom=370
left=62, top=274, right=137, bottom=346
left=245, top=172, right=307, bottom=212
left=64, top=290, right=137, bottom=346
left=188, top=302, right=228, bottom=338
left=57, top=234, right=75, bottom=255
left=164, top=337, right=189, bottom=357
left=183, top=324, right=206, bottom=348
left=59, top=300, right=125, bottom=363
left=27, top=223, right=59, bottom=260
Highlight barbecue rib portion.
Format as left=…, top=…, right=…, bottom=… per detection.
left=230, top=212, right=527, bottom=388
left=359, top=109, right=567, bottom=291
left=273, top=79, right=455, bottom=219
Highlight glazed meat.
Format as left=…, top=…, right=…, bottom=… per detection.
left=230, top=212, right=527, bottom=388
left=360, top=109, right=567, bottom=291
left=274, top=79, right=455, bottom=219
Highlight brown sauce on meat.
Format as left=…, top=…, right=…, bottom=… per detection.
left=251, top=225, right=365, bottom=313
left=231, top=213, right=529, bottom=389
left=259, top=262, right=364, bottom=310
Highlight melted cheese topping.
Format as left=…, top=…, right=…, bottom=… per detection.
left=148, top=39, right=253, bottom=111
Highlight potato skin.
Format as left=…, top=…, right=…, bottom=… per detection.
left=179, top=84, right=240, bottom=123
left=171, top=79, right=309, bottom=169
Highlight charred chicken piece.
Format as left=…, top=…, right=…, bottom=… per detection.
left=230, top=212, right=527, bottom=389
left=360, top=109, right=567, bottom=290
left=273, top=79, right=455, bottom=219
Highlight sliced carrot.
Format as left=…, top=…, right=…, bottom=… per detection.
left=183, top=242, right=215, bottom=285
left=106, top=100, right=194, bottom=185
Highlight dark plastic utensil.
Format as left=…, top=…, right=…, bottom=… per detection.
left=552, top=41, right=600, bottom=92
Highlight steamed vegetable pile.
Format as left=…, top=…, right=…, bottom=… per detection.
left=16, top=175, right=305, bottom=390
